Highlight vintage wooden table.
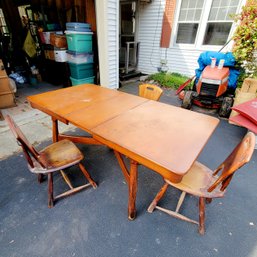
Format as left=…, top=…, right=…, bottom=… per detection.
left=28, top=84, right=220, bottom=219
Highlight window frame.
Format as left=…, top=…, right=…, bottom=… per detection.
left=0, top=8, right=9, bottom=35
left=170, top=0, right=245, bottom=50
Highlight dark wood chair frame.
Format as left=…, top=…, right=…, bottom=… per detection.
left=6, top=115, right=97, bottom=208
left=148, top=132, right=256, bottom=234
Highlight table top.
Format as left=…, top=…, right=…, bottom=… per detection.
left=28, top=84, right=220, bottom=182
left=27, top=84, right=121, bottom=121
left=64, top=90, right=148, bottom=131
left=28, top=84, right=148, bottom=127
left=92, top=100, right=220, bottom=180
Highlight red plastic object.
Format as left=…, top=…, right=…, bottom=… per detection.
left=229, top=114, right=257, bottom=134
left=231, top=98, right=257, bottom=125
left=193, top=99, right=220, bottom=109
left=196, top=66, right=229, bottom=97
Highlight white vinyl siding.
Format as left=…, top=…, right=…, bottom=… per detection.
left=137, top=1, right=167, bottom=74
left=107, top=0, right=119, bottom=89
left=137, top=0, right=245, bottom=76
left=137, top=0, right=199, bottom=76
left=95, top=0, right=119, bottom=89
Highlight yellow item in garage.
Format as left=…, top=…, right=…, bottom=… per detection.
left=23, top=31, right=36, bottom=58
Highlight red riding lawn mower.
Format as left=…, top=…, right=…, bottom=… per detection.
left=177, top=51, right=239, bottom=118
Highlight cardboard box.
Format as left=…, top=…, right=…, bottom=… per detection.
left=241, top=78, right=257, bottom=94
left=0, top=76, right=16, bottom=108
left=0, top=59, right=7, bottom=78
left=0, top=91, right=16, bottom=108
left=0, top=77, right=12, bottom=93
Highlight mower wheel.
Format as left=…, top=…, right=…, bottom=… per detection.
left=219, top=97, right=233, bottom=118
left=181, top=91, right=193, bottom=109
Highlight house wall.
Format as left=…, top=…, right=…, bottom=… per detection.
left=137, top=1, right=167, bottom=74
left=95, top=0, right=119, bottom=89
left=137, top=0, right=200, bottom=76
left=137, top=0, right=246, bottom=77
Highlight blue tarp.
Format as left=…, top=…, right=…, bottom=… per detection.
left=195, top=51, right=240, bottom=89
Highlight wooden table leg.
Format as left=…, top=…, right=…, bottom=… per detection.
left=114, top=151, right=130, bottom=183
left=128, top=160, right=138, bottom=220
left=52, top=117, right=59, bottom=143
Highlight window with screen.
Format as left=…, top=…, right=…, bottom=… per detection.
left=203, top=0, right=239, bottom=45
left=176, top=0, right=204, bottom=44
left=175, top=0, right=240, bottom=46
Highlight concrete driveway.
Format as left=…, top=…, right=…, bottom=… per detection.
left=0, top=81, right=256, bottom=257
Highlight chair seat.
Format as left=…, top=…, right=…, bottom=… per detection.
left=29, top=140, right=83, bottom=173
left=165, top=161, right=225, bottom=198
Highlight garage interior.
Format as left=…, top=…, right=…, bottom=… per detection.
left=0, top=0, right=97, bottom=88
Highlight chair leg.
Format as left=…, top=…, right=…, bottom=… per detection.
left=48, top=164, right=97, bottom=207
left=78, top=162, right=97, bottom=189
left=38, top=174, right=44, bottom=184
left=206, top=198, right=212, bottom=204
left=60, top=170, right=74, bottom=189
left=175, top=191, right=187, bottom=213
left=148, top=182, right=169, bottom=213
left=48, top=173, right=54, bottom=208
left=199, top=197, right=205, bottom=235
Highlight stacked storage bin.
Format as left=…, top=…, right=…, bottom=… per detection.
left=41, top=31, right=68, bottom=62
left=65, top=22, right=94, bottom=86
left=50, top=32, right=68, bottom=63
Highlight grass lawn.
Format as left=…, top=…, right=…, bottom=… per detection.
left=148, top=72, right=191, bottom=90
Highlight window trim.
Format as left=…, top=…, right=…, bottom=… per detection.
left=0, top=8, right=9, bottom=35
left=170, top=0, right=245, bottom=50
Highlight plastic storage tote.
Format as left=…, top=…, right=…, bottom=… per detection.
left=65, top=31, right=93, bottom=52
left=70, top=76, right=95, bottom=86
left=69, top=62, right=94, bottom=79
left=67, top=50, right=93, bottom=64
left=66, top=22, right=91, bottom=32
left=54, top=50, right=67, bottom=62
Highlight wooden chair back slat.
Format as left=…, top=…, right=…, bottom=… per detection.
left=5, top=115, right=46, bottom=168
left=139, top=84, right=163, bottom=101
left=208, top=132, right=255, bottom=192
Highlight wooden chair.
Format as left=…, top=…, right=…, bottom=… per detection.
left=148, top=132, right=255, bottom=235
left=5, top=115, right=97, bottom=208
left=139, top=84, right=163, bottom=101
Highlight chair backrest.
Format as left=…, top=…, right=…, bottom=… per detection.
left=208, top=132, right=255, bottom=192
left=5, top=115, right=46, bottom=168
left=139, top=84, right=163, bottom=101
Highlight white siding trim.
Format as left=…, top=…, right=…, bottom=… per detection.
left=95, top=0, right=119, bottom=89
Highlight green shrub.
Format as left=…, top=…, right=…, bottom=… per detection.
left=232, top=2, right=257, bottom=78
left=148, top=72, right=190, bottom=89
